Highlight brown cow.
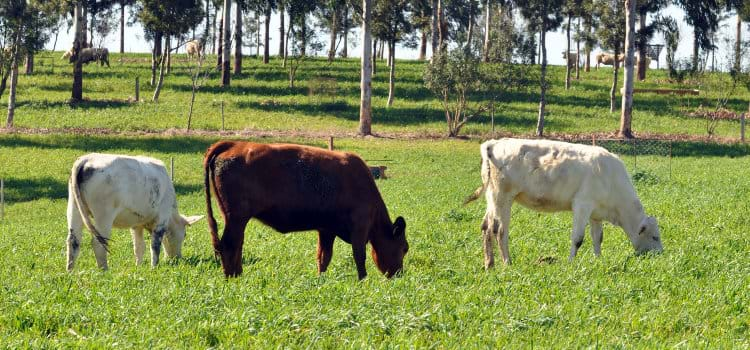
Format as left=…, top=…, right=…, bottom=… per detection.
left=203, top=141, right=409, bottom=280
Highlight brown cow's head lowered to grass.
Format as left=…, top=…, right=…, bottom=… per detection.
left=203, top=141, right=409, bottom=280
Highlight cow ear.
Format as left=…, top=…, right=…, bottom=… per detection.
left=392, top=216, right=406, bottom=237
left=182, top=215, right=204, bottom=226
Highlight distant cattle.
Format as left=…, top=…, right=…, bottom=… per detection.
left=186, top=40, right=202, bottom=59
left=67, top=153, right=203, bottom=271
left=465, top=138, right=662, bottom=268
left=595, top=52, right=624, bottom=69
left=561, top=51, right=579, bottom=68
left=204, top=141, right=409, bottom=280
left=62, top=47, right=110, bottom=67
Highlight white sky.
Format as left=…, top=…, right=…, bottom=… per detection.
left=47, top=4, right=745, bottom=69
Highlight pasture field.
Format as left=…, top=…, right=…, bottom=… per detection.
left=2, top=51, right=748, bottom=139
left=0, top=134, right=748, bottom=347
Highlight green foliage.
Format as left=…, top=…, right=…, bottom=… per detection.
left=136, top=0, right=204, bottom=37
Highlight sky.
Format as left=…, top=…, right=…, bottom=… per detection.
left=47, top=4, right=746, bottom=70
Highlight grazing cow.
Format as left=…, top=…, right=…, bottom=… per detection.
left=186, top=40, right=202, bottom=59
left=67, top=153, right=203, bottom=271
left=203, top=141, right=409, bottom=280
left=465, top=138, right=662, bottom=268
left=595, top=52, right=624, bottom=69
left=63, top=47, right=110, bottom=67
left=561, top=51, right=579, bottom=68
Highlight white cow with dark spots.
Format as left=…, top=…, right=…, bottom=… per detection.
left=66, top=153, right=203, bottom=271
left=465, top=138, right=662, bottom=268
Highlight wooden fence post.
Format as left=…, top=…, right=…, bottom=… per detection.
left=135, top=77, right=140, bottom=102
left=170, top=157, right=174, bottom=182
left=328, top=136, right=334, bottom=151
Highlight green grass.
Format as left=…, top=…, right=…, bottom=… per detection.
left=3, top=51, right=749, bottom=138
left=0, top=134, right=748, bottom=347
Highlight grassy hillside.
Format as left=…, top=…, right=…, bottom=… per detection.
left=0, top=134, right=748, bottom=347
left=2, top=51, right=748, bottom=138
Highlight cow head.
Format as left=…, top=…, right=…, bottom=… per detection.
left=163, top=214, right=204, bottom=258
left=632, top=216, right=662, bottom=255
left=371, top=216, right=408, bottom=278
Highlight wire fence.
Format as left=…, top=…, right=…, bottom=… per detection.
left=566, top=137, right=673, bottom=179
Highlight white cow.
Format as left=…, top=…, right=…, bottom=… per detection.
left=465, top=138, right=662, bottom=268
left=66, top=153, right=203, bottom=271
left=186, top=40, right=202, bottom=59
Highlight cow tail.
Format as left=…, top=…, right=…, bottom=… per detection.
left=464, top=157, right=490, bottom=205
left=70, top=158, right=109, bottom=252
left=204, top=143, right=231, bottom=257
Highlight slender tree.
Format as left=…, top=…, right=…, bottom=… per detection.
left=221, top=0, right=231, bottom=86
left=519, top=0, right=564, bottom=136
left=564, top=0, right=583, bottom=90
left=360, top=0, right=373, bottom=135
left=675, top=0, right=719, bottom=71
left=595, top=0, right=625, bottom=112
left=373, top=0, right=413, bottom=107
left=619, top=0, right=636, bottom=138
left=725, top=0, right=750, bottom=73
left=72, top=1, right=85, bottom=101
left=279, top=1, right=285, bottom=56
left=482, top=0, right=492, bottom=61
left=634, top=0, right=667, bottom=80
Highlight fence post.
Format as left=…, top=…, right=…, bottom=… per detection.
left=592, top=134, right=596, bottom=146
left=170, top=157, right=174, bottom=182
left=328, top=136, right=334, bottom=151
left=135, top=77, right=139, bottom=102
left=741, top=113, right=745, bottom=143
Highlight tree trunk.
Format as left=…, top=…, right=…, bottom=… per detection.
left=6, top=42, right=20, bottom=128
left=279, top=6, right=285, bottom=57
left=24, top=54, right=33, bottom=75
left=151, top=32, right=162, bottom=86
left=637, top=11, right=647, bottom=81
left=342, top=7, right=349, bottom=58
left=283, top=26, right=290, bottom=67
left=120, top=0, right=126, bottom=54
left=72, top=1, right=85, bottom=102
left=212, top=3, right=218, bottom=54
left=418, top=31, right=427, bottom=60
left=166, top=38, right=172, bottom=74
left=692, top=32, right=699, bottom=70
left=359, top=0, right=373, bottom=136
left=576, top=17, right=581, bottom=80
left=466, top=3, right=474, bottom=50
left=263, top=7, right=271, bottom=63
left=256, top=12, right=261, bottom=57
left=379, top=40, right=384, bottom=59
left=387, top=41, right=395, bottom=107
left=153, top=37, right=169, bottom=102
left=565, top=14, right=571, bottom=90
left=431, top=0, right=439, bottom=58
left=372, top=39, right=377, bottom=75
left=619, top=0, right=636, bottom=138
left=234, top=4, right=242, bottom=75
left=735, top=15, right=742, bottom=73
left=0, top=71, right=9, bottom=98
left=222, top=0, right=231, bottom=87
left=437, top=0, right=445, bottom=51
left=328, top=7, right=338, bottom=62
left=536, top=28, right=547, bottom=137
left=610, top=45, right=620, bottom=113
left=204, top=0, right=210, bottom=51
left=482, top=0, right=491, bottom=62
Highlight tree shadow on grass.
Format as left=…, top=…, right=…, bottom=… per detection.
left=15, top=98, right=133, bottom=110
left=1, top=176, right=202, bottom=204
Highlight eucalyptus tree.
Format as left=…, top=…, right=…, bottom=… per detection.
left=634, top=0, right=667, bottom=80
left=725, top=0, right=750, bottom=73
left=594, top=0, right=625, bottom=112
left=372, top=0, right=414, bottom=106
left=138, top=0, right=204, bottom=100
left=563, top=0, right=583, bottom=89
left=519, top=0, right=564, bottom=137
left=620, top=0, right=636, bottom=138
left=675, top=0, right=719, bottom=71
left=360, top=0, right=373, bottom=135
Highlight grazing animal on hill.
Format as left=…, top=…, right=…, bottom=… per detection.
left=67, top=153, right=203, bottom=271
left=203, top=141, right=409, bottom=280
left=62, top=47, right=110, bottom=67
left=561, top=51, right=579, bottom=68
left=595, top=52, right=624, bottom=69
left=465, top=138, right=662, bottom=268
left=186, top=40, right=202, bottom=59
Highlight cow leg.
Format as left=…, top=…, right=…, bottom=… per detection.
left=90, top=217, right=114, bottom=271
left=495, top=201, right=512, bottom=265
left=131, top=227, right=146, bottom=265
left=317, top=230, right=336, bottom=274
left=150, top=224, right=170, bottom=267
left=569, top=202, right=594, bottom=261
left=481, top=212, right=494, bottom=270
left=66, top=192, right=84, bottom=272
left=590, top=219, right=603, bottom=257
left=219, top=218, right=249, bottom=277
